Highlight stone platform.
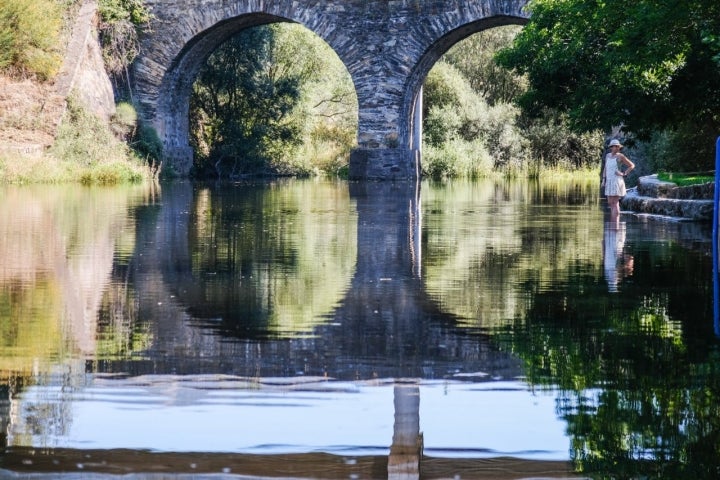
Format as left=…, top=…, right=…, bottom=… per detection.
left=621, top=174, right=715, bottom=221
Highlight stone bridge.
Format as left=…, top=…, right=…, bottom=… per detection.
left=133, top=0, right=529, bottom=179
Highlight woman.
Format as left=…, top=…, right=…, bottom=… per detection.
left=601, top=139, right=634, bottom=220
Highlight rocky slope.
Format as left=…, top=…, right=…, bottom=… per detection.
left=0, top=1, right=114, bottom=159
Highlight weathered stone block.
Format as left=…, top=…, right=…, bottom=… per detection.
left=349, top=148, right=420, bottom=180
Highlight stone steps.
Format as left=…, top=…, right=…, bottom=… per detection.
left=621, top=174, right=715, bottom=221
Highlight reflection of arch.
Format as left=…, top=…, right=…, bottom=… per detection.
left=145, top=181, right=357, bottom=339
left=125, top=181, right=522, bottom=380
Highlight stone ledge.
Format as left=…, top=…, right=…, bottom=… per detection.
left=636, top=174, right=714, bottom=199
left=621, top=174, right=715, bottom=221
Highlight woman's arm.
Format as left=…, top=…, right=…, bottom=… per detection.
left=620, top=154, right=634, bottom=176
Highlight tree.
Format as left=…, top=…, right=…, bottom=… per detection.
left=190, top=26, right=303, bottom=178
left=190, top=24, right=356, bottom=178
left=443, top=26, right=527, bottom=106
left=497, top=0, right=720, bottom=170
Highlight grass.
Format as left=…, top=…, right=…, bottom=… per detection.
left=0, top=94, right=154, bottom=185
left=657, top=172, right=715, bottom=186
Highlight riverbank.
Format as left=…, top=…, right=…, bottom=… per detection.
left=0, top=0, right=154, bottom=186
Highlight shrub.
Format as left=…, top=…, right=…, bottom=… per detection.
left=111, top=101, right=137, bottom=140
left=0, top=0, right=63, bottom=80
left=423, top=139, right=494, bottom=179
left=520, top=109, right=604, bottom=171
left=299, top=122, right=355, bottom=176
left=132, top=123, right=163, bottom=164
left=49, top=93, right=150, bottom=184
left=641, top=122, right=718, bottom=173
left=424, top=62, right=485, bottom=146
left=423, top=61, right=530, bottom=171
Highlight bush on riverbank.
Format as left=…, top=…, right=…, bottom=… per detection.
left=0, top=95, right=152, bottom=185
left=0, top=0, right=64, bottom=80
left=422, top=35, right=605, bottom=180
left=0, top=0, right=157, bottom=185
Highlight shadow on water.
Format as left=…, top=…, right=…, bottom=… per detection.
left=0, top=179, right=719, bottom=479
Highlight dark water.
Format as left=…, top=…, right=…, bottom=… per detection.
left=0, top=179, right=717, bottom=479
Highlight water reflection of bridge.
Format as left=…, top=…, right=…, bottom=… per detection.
left=122, top=181, right=524, bottom=380
left=0, top=181, right=601, bottom=478
left=102, top=181, right=536, bottom=478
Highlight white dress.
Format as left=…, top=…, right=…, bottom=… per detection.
left=604, top=153, right=626, bottom=197
left=603, top=221, right=626, bottom=292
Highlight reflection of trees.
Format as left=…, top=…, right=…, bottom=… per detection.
left=492, top=237, right=719, bottom=477
left=182, top=180, right=357, bottom=338
left=0, top=183, right=155, bottom=447
left=0, top=184, right=153, bottom=369
left=423, top=179, right=603, bottom=328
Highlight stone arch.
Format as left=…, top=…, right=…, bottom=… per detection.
left=133, top=0, right=531, bottom=179
left=400, top=15, right=529, bottom=161
left=147, top=14, right=291, bottom=174
left=134, top=1, right=360, bottom=175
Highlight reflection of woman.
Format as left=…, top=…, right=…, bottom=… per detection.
left=601, top=139, right=634, bottom=221
left=603, top=221, right=634, bottom=293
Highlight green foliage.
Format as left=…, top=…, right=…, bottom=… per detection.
left=111, top=101, right=137, bottom=139
left=423, top=139, right=494, bottom=179
left=443, top=26, right=527, bottom=105
left=132, top=123, right=163, bottom=164
left=98, top=0, right=151, bottom=77
left=296, top=122, right=355, bottom=176
left=520, top=109, right=605, bottom=170
left=657, top=172, right=714, bottom=187
left=497, top=0, right=720, bottom=170
left=0, top=0, right=63, bottom=80
left=640, top=121, right=718, bottom=174
left=423, top=27, right=605, bottom=179
left=190, top=24, right=356, bottom=179
left=423, top=60, right=529, bottom=176
left=49, top=94, right=149, bottom=184
left=98, top=0, right=150, bottom=25
left=190, top=26, right=303, bottom=178
left=109, top=100, right=163, bottom=168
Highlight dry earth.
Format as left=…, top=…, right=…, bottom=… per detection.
left=0, top=75, right=66, bottom=156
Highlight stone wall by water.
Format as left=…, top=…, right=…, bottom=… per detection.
left=622, top=175, right=714, bottom=221
left=55, top=1, right=116, bottom=122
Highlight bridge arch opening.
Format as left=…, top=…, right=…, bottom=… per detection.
left=151, top=14, right=358, bottom=178
left=403, top=17, right=528, bottom=174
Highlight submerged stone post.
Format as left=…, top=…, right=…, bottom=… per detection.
left=388, top=383, right=422, bottom=479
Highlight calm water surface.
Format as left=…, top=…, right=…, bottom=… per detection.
left=0, top=179, right=717, bottom=479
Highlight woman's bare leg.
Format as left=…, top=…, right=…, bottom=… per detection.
left=607, top=196, right=620, bottom=220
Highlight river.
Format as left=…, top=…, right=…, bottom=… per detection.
left=0, top=178, right=717, bottom=479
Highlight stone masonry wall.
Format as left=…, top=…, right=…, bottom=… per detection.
left=133, top=0, right=529, bottom=178
left=55, top=1, right=116, bottom=122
